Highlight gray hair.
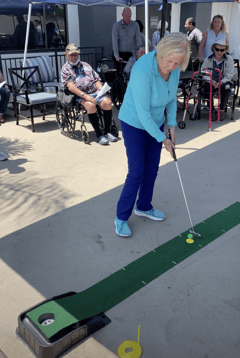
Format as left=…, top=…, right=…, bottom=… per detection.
left=156, top=32, right=191, bottom=72
left=136, top=46, right=145, bottom=53
left=187, top=17, right=196, bottom=27
left=157, top=20, right=168, bottom=30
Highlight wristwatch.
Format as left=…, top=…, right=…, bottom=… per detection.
left=81, top=91, right=84, bottom=98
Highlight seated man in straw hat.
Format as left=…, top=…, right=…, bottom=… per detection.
left=201, top=39, right=234, bottom=121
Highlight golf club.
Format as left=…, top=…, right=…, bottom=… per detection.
left=168, top=129, right=201, bottom=238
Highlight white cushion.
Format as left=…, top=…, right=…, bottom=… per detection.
left=16, top=92, right=57, bottom=105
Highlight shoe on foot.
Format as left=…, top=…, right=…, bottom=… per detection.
left=105, top=133, right=118, bottom=142
left=0, top=152, right=8, bottom=161
left=134, top=207, right=166, bottom=221
left=114, top=216, right=131, bottom=237
left=97, top=135, right=109, bottom=145
left=0, top=115, right=5, bottom=123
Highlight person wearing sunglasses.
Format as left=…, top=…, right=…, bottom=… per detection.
left=201, top=39, right=234, bottom=121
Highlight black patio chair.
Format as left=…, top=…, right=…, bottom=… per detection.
left=8, top=65, right=57, bottom=132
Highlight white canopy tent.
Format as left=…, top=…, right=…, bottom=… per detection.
left=2, top=0, right=237, bottom=67
left=22, top=0, right=164, bottom=67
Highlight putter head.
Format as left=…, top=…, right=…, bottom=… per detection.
left=189, top=229, right=201, bottom=238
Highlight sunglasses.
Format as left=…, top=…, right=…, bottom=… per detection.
left=215, top=47, right=225, bottom=53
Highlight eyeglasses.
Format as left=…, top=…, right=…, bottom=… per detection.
left=215, top=48, right=225, bottom=53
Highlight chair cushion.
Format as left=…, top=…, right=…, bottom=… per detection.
left=42, top=82, right=62, bottom=93
left=21, top=56, right=55, bottom=83
left=16, top=92, right=57, bottom=105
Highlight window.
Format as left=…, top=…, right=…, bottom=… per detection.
left=0, top=5, right=67, bottom=51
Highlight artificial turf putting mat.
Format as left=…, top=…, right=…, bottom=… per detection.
left=17, top=202, right=240, bottom=356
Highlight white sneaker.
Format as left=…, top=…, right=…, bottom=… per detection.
left=105, top=133, right=118, bottom=142
left=0, top=152, right=8, bottom=161
left=97, top=135, right=109, bottom=145
left=134, top=207, right=166, bottom=221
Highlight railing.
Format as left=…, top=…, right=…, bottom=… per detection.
left=0, top=46, right=104, bottom=86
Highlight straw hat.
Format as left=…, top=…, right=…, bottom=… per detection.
left=211, top=39, right=229, bottom=53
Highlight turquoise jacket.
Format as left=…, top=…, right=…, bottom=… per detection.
left=119, top=50, right=179, bottom=142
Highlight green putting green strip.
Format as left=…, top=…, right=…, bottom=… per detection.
left=27, top=202, right=240, bottom=338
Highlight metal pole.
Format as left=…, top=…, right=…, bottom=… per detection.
left=160, top=0, right=167, bottom=39
left=43, top=3, right=47, bottom=48
left=23, top=3, right=32, bottom=68
left=145, top=0, right=149, bottom=53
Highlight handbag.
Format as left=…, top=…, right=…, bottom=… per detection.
left=57, top=87, right=76, bottom=106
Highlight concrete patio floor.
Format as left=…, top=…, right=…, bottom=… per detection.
left=0, top=103, right=240, bottom=358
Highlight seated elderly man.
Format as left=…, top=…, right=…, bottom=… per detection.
left=0, top=71, right=10, bottom=124
left=201, top=39, right=234, bottom=121
left=123, top=47, right=145, bottom=80
left=61, top=44, right=118, bottom=145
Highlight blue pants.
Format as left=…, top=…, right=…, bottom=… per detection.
left=0, top=87, right=10, bottom=114
left=117, top=121, right=164, bottom=221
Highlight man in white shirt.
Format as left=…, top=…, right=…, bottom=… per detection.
left=185, top=17, right=202, bottom=68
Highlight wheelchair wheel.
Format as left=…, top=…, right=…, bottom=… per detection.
left=56, top=102, right=76, bottom=137
left=81, top=124, right=90, bottom=144
left=178, top=121, right=186, bottom=129
left=111, top=120, right=119, bottom=138
left=111, top=77, right=126, bottom=110
left=190, top=113, right=198, bottom=121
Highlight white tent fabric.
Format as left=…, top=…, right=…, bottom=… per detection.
left=6, top=0, right=236, bottom=66
left=22, top=0, right=157, bottom=66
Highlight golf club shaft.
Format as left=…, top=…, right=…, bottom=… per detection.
left=168, top=129, right=195, bottom=233
left=174, top=160, right=194, bottom=231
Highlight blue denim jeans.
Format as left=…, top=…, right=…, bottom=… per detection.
left=0, top=86, right=10, bottom=114
left=117, top=121, right=164, bottom=221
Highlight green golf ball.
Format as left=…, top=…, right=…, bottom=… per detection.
left=187, top=234, right=193, bottom=239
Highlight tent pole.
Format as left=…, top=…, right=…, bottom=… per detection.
left=43, top=4, right=47, bottom=48
left=23, top=2, right=32, bottom=68
left=160, top=0, right=167, bottom=39
left=145, top=0, right=149, bottom=53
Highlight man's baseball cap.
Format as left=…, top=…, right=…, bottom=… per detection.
left=65, top=44, right=80, bottom=55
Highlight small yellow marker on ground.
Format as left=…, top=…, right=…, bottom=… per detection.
left=118, top=325, right=142, bottom=357
left=186, top=233, right=194, bottom=244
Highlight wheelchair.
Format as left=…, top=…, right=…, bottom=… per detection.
left=56, top=96, right=119, bottom=143
left=95, top=56, right=127, bottom=110
left=110, top=60, right=128, bottom=110
left=111, top=73, right=128, bottom=110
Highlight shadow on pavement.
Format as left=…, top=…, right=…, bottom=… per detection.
left=1, top=131, right=239, bottom=298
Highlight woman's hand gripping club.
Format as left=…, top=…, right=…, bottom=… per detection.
left=163, top=127, right=176, bottom=159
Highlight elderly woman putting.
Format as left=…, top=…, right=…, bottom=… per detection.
left=114, top=33, right=190, bottom=237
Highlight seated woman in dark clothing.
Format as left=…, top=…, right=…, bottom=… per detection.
left=201, top=39, right=234, bottom=120
left=11, top=16, right=37, bottom=50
